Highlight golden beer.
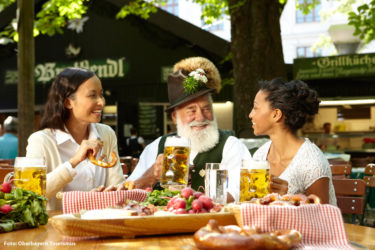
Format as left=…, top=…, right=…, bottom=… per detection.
left=14, top=166, right=46, bottom=196
left=160, top=136, right=190, bottom=189
left=240, top=160, right=270, bottom=202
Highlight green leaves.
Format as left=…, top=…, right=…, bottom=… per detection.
left=0, top=220, right=15, bottom=232
left=0, top=0, right=15, bottom=13
left=35, top=0, right=90, bottom=36
left=143, top=189, right=180, bottom=206
left=116, top=0, right=163, bottom=20
left=348, top=0, right=375, bottom=44
left=0, top=188, right=49, bottom=232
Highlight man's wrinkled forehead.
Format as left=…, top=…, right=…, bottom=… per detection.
left=175, top=94, right=213, bottom=111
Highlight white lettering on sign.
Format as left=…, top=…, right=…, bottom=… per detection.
left=3, top=57, right=127, bottom=85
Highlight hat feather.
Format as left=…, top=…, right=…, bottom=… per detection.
left=173, top=57, right=221, bottom=93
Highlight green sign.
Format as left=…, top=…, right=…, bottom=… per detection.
left=293, top=53, right=375, bottom=80
left=4, top=57, right=128, bottom=85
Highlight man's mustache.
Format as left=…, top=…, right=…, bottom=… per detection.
left=188, top=120, right=210, bottom=127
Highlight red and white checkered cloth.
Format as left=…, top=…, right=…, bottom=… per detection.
left=62, top=189, right=148, bottom=214
left=241, top=203, right=353, bottom=249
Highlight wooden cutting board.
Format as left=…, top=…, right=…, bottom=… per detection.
left=51, top=212, right=237, bottom=237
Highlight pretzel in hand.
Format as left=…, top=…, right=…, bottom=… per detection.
left=88, top=151, right=118, bottom=168
left=194, top=219, right=302, bottom=250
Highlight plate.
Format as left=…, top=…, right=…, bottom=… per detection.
left=51, top=211, right=237, bottom=237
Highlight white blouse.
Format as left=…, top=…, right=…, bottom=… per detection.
left=54, top=124, right=107, bottom=192
left=253, top=138, right=337, bottom=205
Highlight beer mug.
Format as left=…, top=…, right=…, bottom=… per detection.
left=4, top=157, right=47, bottom=196
left=160, top=136, right=190, bottom=190
left=205, top=163, right=228, bottom=204
left=240, top=159, right=270, bottom=202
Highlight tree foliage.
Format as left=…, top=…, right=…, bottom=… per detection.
left=0, top=0, right=89, bottom=42
left=2, top=0, right=375, bottom=45
left=348, top=0, right=375, bottom=44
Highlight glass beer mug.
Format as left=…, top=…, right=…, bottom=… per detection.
left=240, top=159, right=270, bottom=202
left=205, top=163, right=228, bottom=204
left=4, top=157, right=47, bottom=196
left=160, top=136, right=190, bottom=190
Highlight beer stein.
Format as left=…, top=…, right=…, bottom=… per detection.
left=240, top=159, right=270, bottom=202
left=4, top=157, right=46, bottom=196
left=205, top=163, right=228, bottom=204
left=160, top=136, right=190, bottom=190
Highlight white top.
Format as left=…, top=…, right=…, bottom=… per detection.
left=55, top=123, right=107, bottom=192
left=26, top=123, right=125, bottom=210
left=253, top=138, right=337, bottom=205
left=128, top=135, right=252, bottom=201
left=126, top=136, right=145, bottom=146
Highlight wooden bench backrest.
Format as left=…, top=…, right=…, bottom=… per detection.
left=333, top=179, right=366, bottom=215
left=364, top=164, right=375, bottom=175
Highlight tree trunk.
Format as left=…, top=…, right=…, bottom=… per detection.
left=229, top=0, right=286, bottom=138
left=17, top=0, right=35, bottom=156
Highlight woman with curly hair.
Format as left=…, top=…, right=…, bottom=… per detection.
left=250, top=78, right=336, bottom=205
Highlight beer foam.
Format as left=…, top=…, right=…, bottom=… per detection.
left=242, top=159, right=269, bottom=170
left=165, top=136, right=190, bottom=147
left=14, top=157, right=46, bottom=168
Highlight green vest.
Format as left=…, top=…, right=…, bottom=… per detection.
left=157, top=130, right=230, bottom=191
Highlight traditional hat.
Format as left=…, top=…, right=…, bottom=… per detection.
left=166, top=57, right=221, bottom=112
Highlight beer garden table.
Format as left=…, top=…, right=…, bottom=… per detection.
left=0, top=210, right=374, bottom=249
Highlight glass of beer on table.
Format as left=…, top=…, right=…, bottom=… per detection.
left=4, top=157, right=47, bottom=196
left=205, top=163, right=228, bottom=204
left=240, top=159, right=270, bottom=202
left=160, top=136, right=191, bottom=190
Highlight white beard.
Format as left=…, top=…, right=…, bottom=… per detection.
left=176, top=114, right=219, bottom=153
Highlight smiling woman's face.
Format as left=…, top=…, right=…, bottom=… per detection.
left=248, top=90, right=275, bottom=136
left=65, top=75, right=105, bottom=125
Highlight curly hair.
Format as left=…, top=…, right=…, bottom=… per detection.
left=39, top=68, right=95, bottom=131
left=259, top=78, right=320, bottom=132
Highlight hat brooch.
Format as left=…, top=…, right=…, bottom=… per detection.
left=183, top=68, right=208, bottom=94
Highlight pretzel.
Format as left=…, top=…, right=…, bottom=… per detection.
left=88, top=151, right=118, bottom=168
left=194, top=219, right=302, bottom=250
left=124, top=181, right=135, bottom=190
left=251, top=193, right=321, bottom=206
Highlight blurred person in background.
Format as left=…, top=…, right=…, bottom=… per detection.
left=0, top=116, right=18, bottom=159
left=317, top=122, right=339, bottom=151
left=128, top=57, right=251, bottom=202
left=125, top=127, right=145, bottom=158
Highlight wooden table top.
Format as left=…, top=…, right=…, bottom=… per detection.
left=0, top=210, right=374, bottom=250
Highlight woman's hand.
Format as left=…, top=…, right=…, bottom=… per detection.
left=69, top=139, right=103, bottom=168
left=91, top=183, right=125, bottom=192
left=270, top=175, right=288, bottom=195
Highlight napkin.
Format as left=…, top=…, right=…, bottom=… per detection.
left=62, top=189, right=148, bottom=214
left=241, top=203, right=353, bottom=249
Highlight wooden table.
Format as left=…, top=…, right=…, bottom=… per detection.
left=1, top=211, right=375, bottom=250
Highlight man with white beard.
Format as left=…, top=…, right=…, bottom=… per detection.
left=127, top=57, right=251, bottom=202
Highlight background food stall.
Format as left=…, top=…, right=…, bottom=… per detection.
left=294, top=53, right=375, bottom=165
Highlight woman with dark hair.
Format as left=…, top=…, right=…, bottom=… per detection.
left=250, top=78, right=336, bottom=205
left=26, top=68, right=125, bottom=209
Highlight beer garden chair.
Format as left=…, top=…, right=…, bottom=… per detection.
left=332, top=178, right=366, bottom=224
left=361, top=164, right=375, bottom=226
